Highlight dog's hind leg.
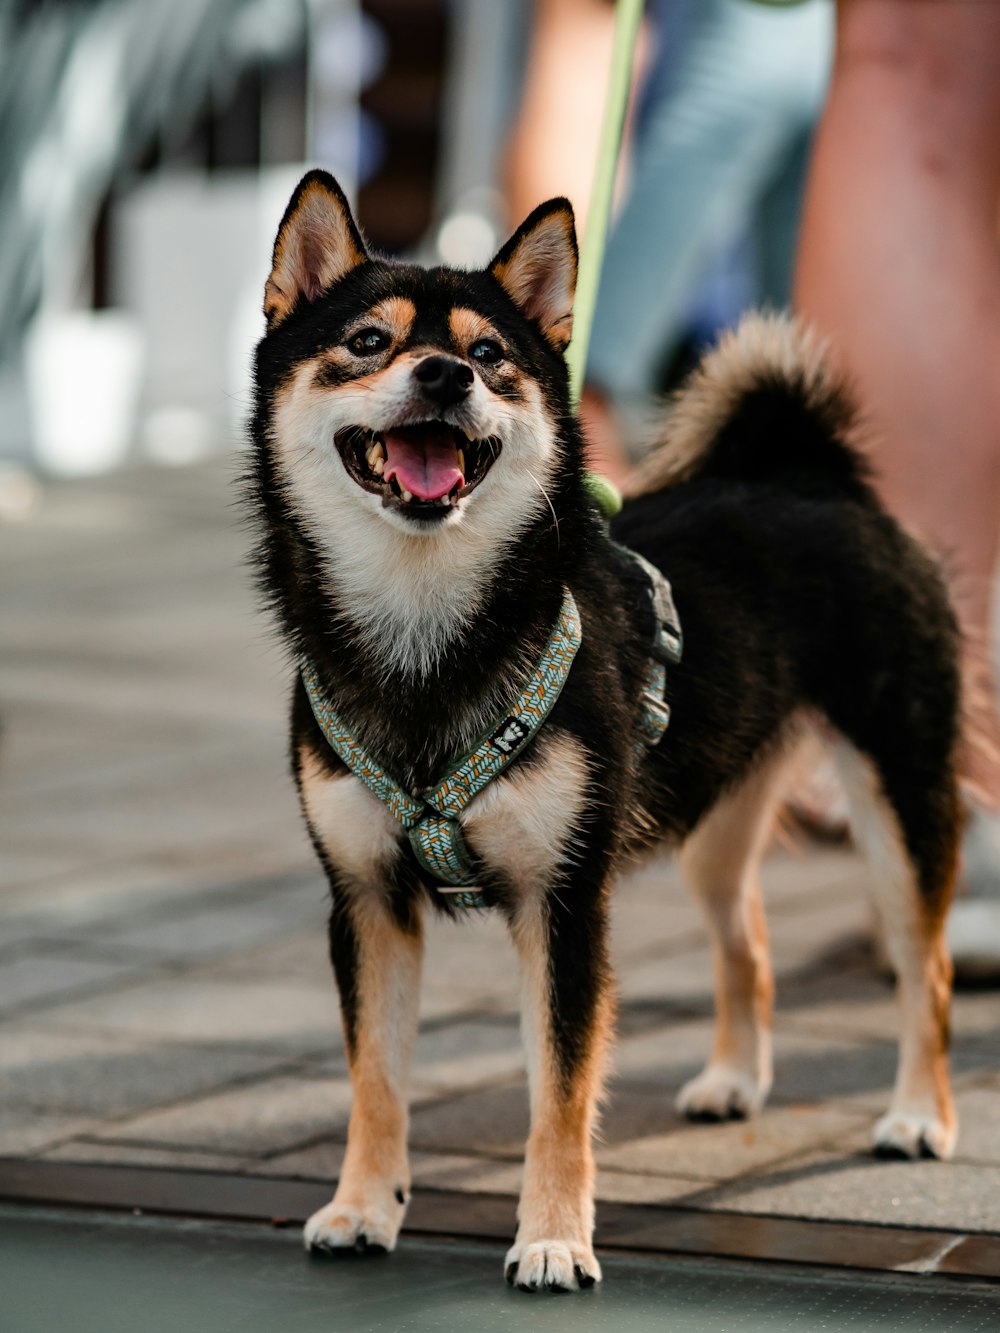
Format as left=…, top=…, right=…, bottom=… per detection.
left=832, top=740, right=958, bottom=1159
left=675, top=742, right=799, bottom=1120
left=298, top=758, right=423, bottom=1253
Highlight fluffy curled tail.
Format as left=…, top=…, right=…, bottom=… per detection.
left=626, top=312, right=875, bottom=505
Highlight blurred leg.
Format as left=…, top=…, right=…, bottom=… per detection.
left=587, top=0, right=831, bottom=404
left=502, top=0, right=621, bottom=228
left=795, top=0, right=1000, bottom=806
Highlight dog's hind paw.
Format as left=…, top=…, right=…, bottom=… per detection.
left=873, top=1109, right=956, bottom=1161
left=304, top=1199, right=402, bottom=1255
left=504, top=1240, right=602, bottom=1293
left=676, top=1064, right=768, bottom=1121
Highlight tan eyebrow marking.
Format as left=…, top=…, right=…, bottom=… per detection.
left=366, top=296, right=416, bottom=344
left=449, top=307, right=501, bottom=351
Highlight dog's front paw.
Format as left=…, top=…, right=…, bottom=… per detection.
left=676, top=1063, right=768, bottom=1121
left=504, top=1239, right=602, bottom=1293
left=873, top=1108, right=956, bottom=1161
left=304, top=1194, right=405, bottom=1255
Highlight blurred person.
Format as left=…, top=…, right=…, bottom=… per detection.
left=584, top=0, right=831, bottom=457
left=794, top=0, right=1000, bottom=978
left=503, top=0, right=625, bottom=233
left=505, top=1, right=833, bottom=485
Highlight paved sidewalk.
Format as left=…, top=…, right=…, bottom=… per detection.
left=2, top=461, right=1000, bottom=1242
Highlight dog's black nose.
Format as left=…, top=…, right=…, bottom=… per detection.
left=413, top=355, right=473, bottom=408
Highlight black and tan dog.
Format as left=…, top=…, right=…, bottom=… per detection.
left=247, top=170, right=960, bottom=1292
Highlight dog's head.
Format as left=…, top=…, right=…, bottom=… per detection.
left=255, top=171, right=578, bottom=543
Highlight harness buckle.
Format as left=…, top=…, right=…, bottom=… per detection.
left=640, top=690, right=671, bottom=742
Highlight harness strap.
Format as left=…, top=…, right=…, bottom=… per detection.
left=627, top=550, right=683, bottom=750
left=302, top=559, right=680, bottom=910
left=301, top=589, right=583, bottom=906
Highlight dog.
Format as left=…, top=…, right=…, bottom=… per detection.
left=247, top=170, right=960, bottom=1292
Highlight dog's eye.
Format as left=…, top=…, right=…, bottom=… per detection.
left=348, top=328, right=389, bottom=356
left=470, top=338, right=503, bottom=366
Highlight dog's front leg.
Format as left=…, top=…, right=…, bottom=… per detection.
left=505, top=880, right=613, bottom=1292
left=304, top=884, right=422, bottom=1254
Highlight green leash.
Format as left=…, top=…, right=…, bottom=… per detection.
left=566, top=0, right=644, bottom=518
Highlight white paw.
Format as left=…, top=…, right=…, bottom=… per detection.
left=304, top=1195, right=405, bottom=1254
left=676, top=1063, right=768, bottom=1121
left=504, top=1239, right=602, bottom=1292
left=873, top=1109, right=956, bottom=1161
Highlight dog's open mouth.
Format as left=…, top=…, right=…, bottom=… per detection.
left=336, top=422, right=502, bottom=520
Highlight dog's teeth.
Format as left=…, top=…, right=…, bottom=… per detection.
left=366, top=441, right=385, bottom=469
left=400, top=488, right=413, bottom=503
left=456, top=447, right=465, bottom=477
left=373, top=457, right=384, bottom=476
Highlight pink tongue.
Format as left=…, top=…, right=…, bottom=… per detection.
left=383, top=434, right=464, bottom=501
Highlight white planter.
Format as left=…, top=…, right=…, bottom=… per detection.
left=25, top=309, right=144, bottom=476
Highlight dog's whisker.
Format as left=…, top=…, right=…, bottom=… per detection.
left=525, top=469, right=560, bottom=547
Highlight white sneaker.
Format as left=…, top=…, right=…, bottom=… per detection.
left=949, top=807, right=1000, bottom=984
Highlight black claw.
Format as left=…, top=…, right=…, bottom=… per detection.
left=517, top=1280, right=538, bottom=1293
left=354, top=1234, right=368, bottom=1253
left=395, top=1187, right=406, bottom=1205
left=575, top=1265, right=596, bottom=1289
left=873, top=1140, right=912, bottom=1161
left=918, top=1135, right=940, bottom=1160
left=686, top=1108, right=725, bottom=1124
left=505, top=1263, right=518, bottom=1285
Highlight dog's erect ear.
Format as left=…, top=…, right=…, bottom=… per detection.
left=264, top=170, right=368, bottom=329
left=489, top=199, right=577, bottom=352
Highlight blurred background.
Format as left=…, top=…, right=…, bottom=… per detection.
left=0, top=0, right=832, bottom=492
left=0, top=0, right=520, bottom=485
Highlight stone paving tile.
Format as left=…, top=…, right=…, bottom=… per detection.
left=0, top=1023, right=293, bottom=1117
left=595, top=1104, right=870, bottom=1183
left=301, top=1019, right=527, bottom=1100
left=701, top=1151, right=1000, bottom=1233
left=936, top=1085, right=1000, bottom=1167
left=616, top=947, right=718, bottom=1013
left=0, top=1107, right=101, bottom=1156
left=248, top=1138, right=346, bottom=1180
left=406, top=1077, right=682, bottom=1160
left=2, top=757, right=299, bottom=863
left=31, top=978, right=342, bottom=1052
left=410, top=1151, right=524, bottom=1197
left=0, top=952, right=146, bottom=1017
left=612, top=1015, right=890, bottom=1110
left=593, top=1169, right=720, bottom=1207
left=412, top=1019, right=524, bottom=1095
left=87, top=1074, right=354, bottom=1156
left=39, top=1141, right=256, bottom=1173
left=84, top=900, right=326, bottom=964
left=419, top=915, right=522, bottom=1019
left=0, top=847, right=310, bottom=928
left=203, top=931, right=334, bottom=990
left=781, top=985, right=1000, bottom=1043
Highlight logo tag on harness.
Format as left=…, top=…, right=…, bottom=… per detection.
left=488, top=716, right=530, bottom=755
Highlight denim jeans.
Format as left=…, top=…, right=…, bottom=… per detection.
left=587, top=0, right=833, bottom=404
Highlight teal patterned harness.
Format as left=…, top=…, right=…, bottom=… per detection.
left=302, top=566, right=681, bottom=910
